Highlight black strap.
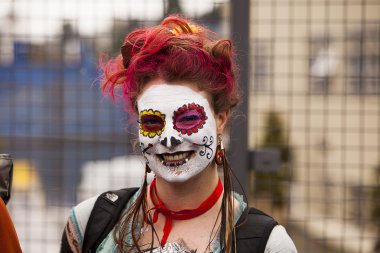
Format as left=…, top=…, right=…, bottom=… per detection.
left=234, top=207, right=278, bottom=253
left=82, top=187, right=139, bottom=253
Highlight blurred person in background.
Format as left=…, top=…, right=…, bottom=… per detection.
left=61, top=15, right=297, bottom=253
left=0, top=197, right=22, bottom=253
left=0, top=154, right=22, bottom=253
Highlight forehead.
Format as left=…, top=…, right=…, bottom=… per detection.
left=137, top=84, right=210, bottom=110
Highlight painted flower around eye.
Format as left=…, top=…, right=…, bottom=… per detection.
left=139, top=109, right=166, bottom=138
left=173, top=103, right=208, bottom=136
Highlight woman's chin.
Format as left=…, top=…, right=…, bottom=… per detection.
left=155, top=169, right=199, bottom=183
left=152, top=165, right=204, bottom=183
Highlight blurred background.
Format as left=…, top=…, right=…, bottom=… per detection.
left=0, top=0, right=379, bottom=252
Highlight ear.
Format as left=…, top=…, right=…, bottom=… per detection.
left=216, top=110, right=229, bottom=135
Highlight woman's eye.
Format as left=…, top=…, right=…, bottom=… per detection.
left=175, top=111, right=202, bottom=129
left=140, top=115, right=165, bottom=132
left=179, top=115, right=201, bottom=122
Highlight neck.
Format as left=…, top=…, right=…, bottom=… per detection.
left=150, top=164, right=220, bottom=211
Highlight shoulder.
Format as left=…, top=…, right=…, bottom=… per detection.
left=70, top=187, right=141, bottom=239
left=71, top=195, right=99, bottom=236
left=236, top=207, right=278, bottom=238
left=62, top=195, right=99, bottom=253
left=65, top=195, right=99, bottom=246
left=264, top=225, right=298, bottom=253
left=235, top=207, right=297, bottom=253
left=234, top=207, right=277, bottom=253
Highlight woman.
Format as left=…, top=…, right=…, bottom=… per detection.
left=61, top=16, right=297, bottom=253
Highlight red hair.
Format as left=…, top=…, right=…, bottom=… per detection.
left=101, top=15, right=239, bottom=115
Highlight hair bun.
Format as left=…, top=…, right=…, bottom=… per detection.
left=212, top=40, right=232, bottom=65
left=121, top=42, right=132, bottom=69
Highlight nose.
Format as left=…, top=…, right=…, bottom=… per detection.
left=160, top=136, right=182, bottom=148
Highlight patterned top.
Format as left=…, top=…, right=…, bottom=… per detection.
left=63, top=188, right=297, bottom=253
left=142, top=240, right=201, bottom=253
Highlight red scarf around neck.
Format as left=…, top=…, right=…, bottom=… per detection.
left=148, top=177, right=223, bottom=247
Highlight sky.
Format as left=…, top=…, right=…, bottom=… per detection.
left=0, top=0, right=225, bottom=43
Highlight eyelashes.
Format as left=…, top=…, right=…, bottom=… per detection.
left=175, top=112, right=202, bottom=128
left=139, top=103, right=208, bottom=137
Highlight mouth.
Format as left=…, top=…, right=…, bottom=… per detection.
left=157, top=151, right=194, bottom=167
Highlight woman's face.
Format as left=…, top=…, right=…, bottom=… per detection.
left=137, top=81, right=221, bottom=183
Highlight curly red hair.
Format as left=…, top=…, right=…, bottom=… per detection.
left=101, top=15, right=239, bottom=115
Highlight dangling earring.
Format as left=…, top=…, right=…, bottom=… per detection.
left=215, top=135, right=225, bottom=166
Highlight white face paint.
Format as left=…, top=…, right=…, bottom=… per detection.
left=137, top=84, right=217, bottom=182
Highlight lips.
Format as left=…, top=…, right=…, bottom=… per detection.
left=158, top=151, right=194, bottom=167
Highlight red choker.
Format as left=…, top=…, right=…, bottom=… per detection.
left=148, top=178, right=223, bottom=247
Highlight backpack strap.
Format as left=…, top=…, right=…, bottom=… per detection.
left=234, top=207, right=278, bottom=253
left=82, top=187, right=139, bottom=253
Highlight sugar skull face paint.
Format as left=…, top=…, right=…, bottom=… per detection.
left=137, top=84, right=217, bottom=182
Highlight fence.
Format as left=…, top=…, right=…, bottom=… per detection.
left=0, top=0, right=378, bottom=252
left=249, top=1, right=380, bottom=252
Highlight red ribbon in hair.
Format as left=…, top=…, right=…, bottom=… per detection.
left=149, top=177, right=223, bottom=247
